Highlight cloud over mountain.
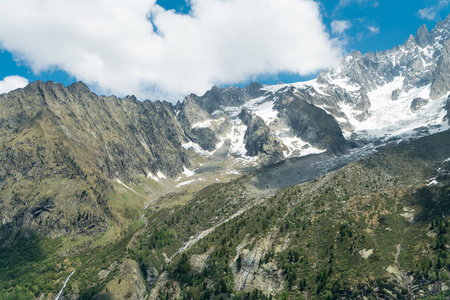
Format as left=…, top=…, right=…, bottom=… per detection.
left=0, top=0, right=342, bottom=101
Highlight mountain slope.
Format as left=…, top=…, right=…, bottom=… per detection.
left=0, top=80, right=192, bottom=238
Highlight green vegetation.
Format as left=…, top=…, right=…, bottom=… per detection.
left=0, top=234, right=61, bottom=299
left=126, top=129, right=450, bottom=299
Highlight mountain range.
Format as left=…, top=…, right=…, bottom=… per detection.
left=1, top=14, right=450, bottom=300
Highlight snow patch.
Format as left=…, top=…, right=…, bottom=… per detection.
left=330, top=77, right=360, bottom=92
left=116, top=179, right=130, bottom=189
left=147, top=172, right=159, bottom=181
left=226, top=119, right=249, bottom=158
left=183, top=166, right=195, bottom=177
left=157, top=171, right=166, bottom=179
left=182, top=138, right=225, bottom=157
left=116, top=179, right=139, bottom=194
left=226, top=170, right=240, bottom=175
left=241, top=96, right=278, bottom=125
left=182, top=141, right=215, bottom=156
left=346, top=77, right=449, bottom=142
left=276, top=131, right=326, bottom=158
left=192, top=118, right=225, bottom=129
left=216, top=140, right=225, bottom=150
left=176, top=180, right=195, bottom=188
left=427, top=178, right=438, bottom=186
left=261, top=79, right=316, bottom=94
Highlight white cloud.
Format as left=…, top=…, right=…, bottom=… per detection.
left=0, top=76, right=28, bottom=94
left=417, top=0, right=450, bottom=20
left=0, top=0, right=343, bottom=101
left=418, top=7, right=437, bottom=20
left=331, top=20, right=352, bottom=35
left=367, top=26, right=380, bottom=34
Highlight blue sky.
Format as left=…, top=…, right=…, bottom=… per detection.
left=0, top=0, right=449, bottom=99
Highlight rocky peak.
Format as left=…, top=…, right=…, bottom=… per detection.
left=242, top=82, right=265, bottom=98
left=415, top=24, right=432, bottom=48
left=24, top=80, right=63, bottom=92
left=67, top=81, right=91, bottom=94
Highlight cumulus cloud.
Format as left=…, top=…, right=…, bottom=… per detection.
left=0, top=76, right=28, bottom=94
left=331, top=20, right=352, bottom=35
left=418, top=0, right=450, bottom=20
left=0, top=0, right=343, bottom=101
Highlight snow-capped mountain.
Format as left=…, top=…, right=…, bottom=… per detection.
left=177, top=16, right=450, bottom=167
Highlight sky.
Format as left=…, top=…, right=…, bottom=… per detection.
left=0, top=0, right=449, bottom=101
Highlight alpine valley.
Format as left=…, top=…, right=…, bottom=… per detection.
left=2, top=15, right=450, bottom=300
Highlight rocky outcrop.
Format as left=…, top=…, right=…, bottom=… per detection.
left=148, top=271, right=181, bottom=300
left=391, top=88, right=402, bottom=100
left=190, top=246, right=214, bottom=273
left=145, top=266, right=159, bottom=288
left=2, top=81, right=190, bottom=179
left=231, top=231, right=284, bottom=293
left=410, top=97, right=429, bottom=112
left=96, top=259, right=147, bottom=300
left=239, top=109, right=284, bottom=164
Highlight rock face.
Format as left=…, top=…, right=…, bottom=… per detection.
left=231, top=232, right=284, bottom=293
left=415, top=24, right=433, bottom=48
left=275, top=94, right=349, bottom=155
left=431, top=40, right=450, bottom=99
